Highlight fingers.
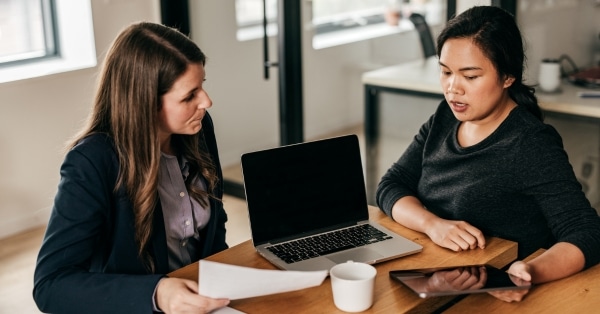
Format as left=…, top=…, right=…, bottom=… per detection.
left=454, top=222, right=485, bottom=250
left=464, top=224, right=486, bottom=249
left=182, top=278, right=199, bottom=293
left=507, top=261, right=533, bottom=282
left=453, top=233, right=477, bottom=251
left=487, top=262, right=532, bottom=302
left=203, top=298, right=231, bottom=313
left=435, top=221, right=485, bottom=251
left=156, top=277, right=230, bottom=314
left=427, top=218, right=486, bottom=252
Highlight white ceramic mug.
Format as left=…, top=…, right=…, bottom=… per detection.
left=330, top=261, right=377, bottom=312
left=539, top=59, right=561, bottom=92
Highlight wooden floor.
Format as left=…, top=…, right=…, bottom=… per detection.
left=0, top=226, right=45, bottom=314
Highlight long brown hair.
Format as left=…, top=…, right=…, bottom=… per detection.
left=69, top=22, right=219, bottom=271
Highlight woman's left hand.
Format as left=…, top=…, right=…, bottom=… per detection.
left=156, top=277, right=230, bottom=314
left=487, top=261, right=532, bottom=302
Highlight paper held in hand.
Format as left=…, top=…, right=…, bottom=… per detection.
left=198, top=260, right=328, bottom=300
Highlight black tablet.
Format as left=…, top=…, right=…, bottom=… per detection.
left=389, top=264, right=532, bottom=298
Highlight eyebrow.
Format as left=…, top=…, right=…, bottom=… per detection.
left=438, top=61, right=483, bottom=72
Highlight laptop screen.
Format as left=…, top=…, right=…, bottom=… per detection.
left=241, top=135, right=369, bottom=245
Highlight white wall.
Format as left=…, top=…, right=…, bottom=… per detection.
left=0, top=1, right=423, bottom=239
left=1, top=1, right=597, bottom=238
left=0, top=0, right=160, bottom=238
left=519, top=0, right=600, bottom=83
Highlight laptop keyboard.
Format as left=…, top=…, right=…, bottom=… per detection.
left=265, top=224, right=394, bottom=264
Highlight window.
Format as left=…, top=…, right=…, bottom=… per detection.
left=0, top=0, right=96, bottom=84
left=235, top=0, right=277, bottom=41
left=0, top=0, right=56, bottom=65
left=235, top=0, right=277, bottom=28
left=234, top=0, right=446, bottom=49
left=311, top=0, right=394, bottom=35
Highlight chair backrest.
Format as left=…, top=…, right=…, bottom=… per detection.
left=409, top=13, right=436, bottom=59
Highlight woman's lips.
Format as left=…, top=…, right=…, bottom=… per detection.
left=449, top=101, right=467, bottom=113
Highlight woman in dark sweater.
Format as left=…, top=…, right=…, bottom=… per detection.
left=377, top=6, right=600, bottom=302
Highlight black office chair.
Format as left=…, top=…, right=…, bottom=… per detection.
left=409, top=13, right=436, bottom=59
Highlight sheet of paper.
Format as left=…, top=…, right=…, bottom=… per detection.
left=199, top=260, right=328, bottom=300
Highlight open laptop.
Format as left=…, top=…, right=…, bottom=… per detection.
left=240, top=134, right=422, bottom=271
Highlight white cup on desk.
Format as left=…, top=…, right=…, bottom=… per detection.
left=330, top=261, right=377, bottom=312
left=538, top=58, right=561, bottom=93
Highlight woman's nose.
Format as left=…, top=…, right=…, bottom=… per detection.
left=198, top=90, right=212, bottom=109
left=446, top=78, right=461, bottom=95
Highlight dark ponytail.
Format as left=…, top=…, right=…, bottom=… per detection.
left=508, top=82, right=543, bottom=121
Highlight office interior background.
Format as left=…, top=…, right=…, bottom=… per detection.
left=1, top=0, right=599, bottom=243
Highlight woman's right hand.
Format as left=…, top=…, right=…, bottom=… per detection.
left=425, top=218, right=486, bottom=252
left=156, top=277, right=230, bottom=314
left=487, top=261, right=531, bottom=302
left=389, top=197, right=485, bottom=252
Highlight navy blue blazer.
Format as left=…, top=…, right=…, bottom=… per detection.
left=33, top=113, right=228, bottom=314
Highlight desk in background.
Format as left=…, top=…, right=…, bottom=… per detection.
left=169, top=206, right=517, bottom=313
left=362, top=57, right=600, bottom=204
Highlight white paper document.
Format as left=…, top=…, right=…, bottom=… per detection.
left=199, top=260, right=328, bottom=300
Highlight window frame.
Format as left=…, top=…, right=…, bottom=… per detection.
left=0, top=0, right=59, bottom=67
left=235, top=0, right=448, bottom=50
left=0, top=0, right=96, bottom=84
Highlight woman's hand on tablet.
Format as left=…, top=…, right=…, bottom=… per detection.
left=487, top=261, right=531, bottom=302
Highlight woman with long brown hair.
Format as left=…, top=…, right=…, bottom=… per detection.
left=33, top=22, right=230, bottom=313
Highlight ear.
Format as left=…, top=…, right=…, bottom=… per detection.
left=503, top=76, right=515, bottom=88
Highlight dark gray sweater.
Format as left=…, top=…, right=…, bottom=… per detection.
left=377, top=101, right=600, bottom=268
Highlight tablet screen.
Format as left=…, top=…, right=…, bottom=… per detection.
left=389, top=264, right=532, bottom=298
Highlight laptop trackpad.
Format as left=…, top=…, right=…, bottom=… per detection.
left=326, top=248, right=384, bottom=264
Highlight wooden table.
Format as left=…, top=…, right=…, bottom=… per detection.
left=169, top=206, right=517, bottom=313
left=445, top=249, right=600, bottom=313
